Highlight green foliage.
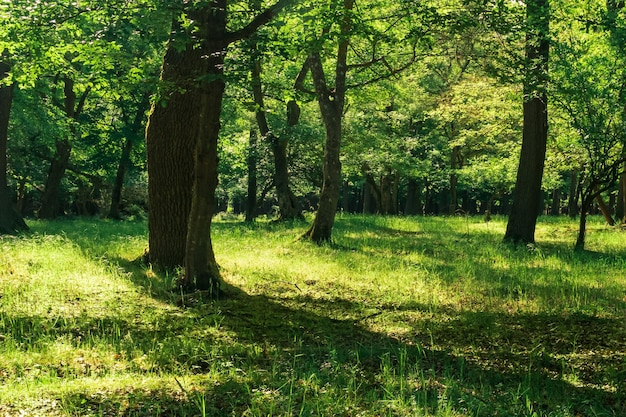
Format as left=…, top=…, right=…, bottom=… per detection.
left=0, top=216, right=625, bottom=415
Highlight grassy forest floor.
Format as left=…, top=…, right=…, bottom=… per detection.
left=0, top=214, right=624, bottom=416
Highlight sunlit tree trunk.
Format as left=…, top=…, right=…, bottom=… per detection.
left=245, top=129, right=258, bottom=222
left=504, top=0, right=549, bottom=244
left=302, top=0, right=353, bottom=243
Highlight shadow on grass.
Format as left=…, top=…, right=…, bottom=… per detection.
left=24, top=217, right=626, bottom=416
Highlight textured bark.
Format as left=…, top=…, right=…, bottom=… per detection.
left=145, top=19, right=206, bottom=269
left=0, top=59, right=27, bottom=234
left=504, top=0, right=549, bottom=244
left=180, top=2, right=230, bottom=294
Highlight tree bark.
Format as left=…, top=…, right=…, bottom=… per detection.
left=245, top=129, right=258, bottom=222
left=404, top=179, right=421, bottom=215
left=145, top=19, right=206, bottom=269
left=504, top=0, right=549, bottom=244
left=0, top=59, right=27, bottom=234
left=568, top=169, right=580, bottom=217
left=302, top=0, right=353, bottom=243
left=617, top=168, right=625, bottom=222
left=594, top=185, right=616, bottom=226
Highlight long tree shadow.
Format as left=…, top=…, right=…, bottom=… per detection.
left=40, top=218, right=626, bottom=415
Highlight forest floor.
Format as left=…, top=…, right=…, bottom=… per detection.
left=0, top=214, right=624, bottom=416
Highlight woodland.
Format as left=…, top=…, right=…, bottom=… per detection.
left=0, top=0, right=626, bottom=415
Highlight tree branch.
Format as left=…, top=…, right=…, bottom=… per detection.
left=225, top=0, right=298, bottom=44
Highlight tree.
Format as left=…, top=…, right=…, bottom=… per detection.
left=0, top=57, right=28, bottom=234
left=504, top=0, right=550, bottom=244
left=551, top=1, right=626, bottom=250
left=146, top=0, right=296, bottom=294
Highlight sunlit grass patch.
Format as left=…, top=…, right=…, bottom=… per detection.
left=0, top=215, right=624, bottom=416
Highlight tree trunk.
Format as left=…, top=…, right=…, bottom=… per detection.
left=550, top=189, right=561, bottom=215
left=108, top=137, right=133, bottom=220
left=404, top=179, right=421, bottom=215
left=449, top=146, right=460, bottom=215
left=145, top=19, right=207, bottom=269
left=245, top=129, right=257, bottom=222
left=0, top=59, right=27, bottom=234
left=39, top=77, right=87, bottom=219
left=617, top=168, right=625, bottom=222
left=108, top=94, right=150, bottom=220
left=249, top=36, right=302, bottom=221
left=504, top=0, right=549, bottom=244
left=568, top=169, right=580, bottom=217
left=272, top=135, right=302, bottom=220
left=575, top=195, right=593, bottom=251
left=594, top=185, right=616, bottom=226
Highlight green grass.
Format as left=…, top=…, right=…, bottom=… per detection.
left=0, top=214, right=624, bottom=416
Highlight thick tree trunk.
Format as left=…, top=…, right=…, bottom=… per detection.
left=0, top=60, right=27, bottom=234
left=180, top=3, right=229, bottom=294
left=245, top=129, right=257, bottom=222
left=145, top=20, right=207, bottom=269
left=504, top=0, right=549, bottom=244
left=575, top=195, right=593, bottom=251
left=272, top=136, right=302, bottom=220
left=303, top=112, right=342, bottom=242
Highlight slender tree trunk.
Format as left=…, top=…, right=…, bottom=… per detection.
left=575, top=195, right=593, bottom=251
left=108, top=137, right=133, bottom=220
left=405, top=179, right=421, bottom=215
left=550, top=189, right=561, bottom=215
left=249, top=35, right=302, bottom=221
left=245, top=129, right=258, bottom=222
left=504, top=0, right=549, bottom=244
left=568, top=169, right=580, bottom=217
left=109, top=94, right=150, bottom=220
left=449, top=146, right=460, bottom=215
left=39, top=77, right=88, bottom=219
left=594, top=185, right=616, bottom=226
left=617, top=168, right=625, bottom=222
left=0, top=59, right=27, bottom=234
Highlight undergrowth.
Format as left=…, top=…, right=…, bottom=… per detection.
left=0, top=215, right=624, bottom=416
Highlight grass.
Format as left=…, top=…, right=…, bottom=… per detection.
left=0, top=214, right=624, bottom=416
